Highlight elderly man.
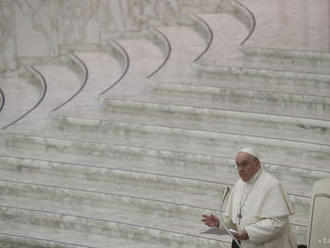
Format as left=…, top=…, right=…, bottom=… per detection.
left=202, top=148, right=297, bottom=248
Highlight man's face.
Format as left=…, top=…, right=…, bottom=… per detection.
left=235, top=152, right=260, bottom=182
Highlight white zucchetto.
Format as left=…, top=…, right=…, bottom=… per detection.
left=239, top=147, right=260, bottom=160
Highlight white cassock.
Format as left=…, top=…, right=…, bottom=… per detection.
left=223, top=169, right=297, bottom=248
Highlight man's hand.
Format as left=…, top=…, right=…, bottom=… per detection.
left=201, top=214, right=219, bottom=228
left=233, top=228, right=249, bottom=241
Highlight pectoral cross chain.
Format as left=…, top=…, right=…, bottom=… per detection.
left=238, top=209, right=242, bottom=225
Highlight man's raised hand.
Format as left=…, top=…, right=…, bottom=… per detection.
left=201, top=214, right=220, bottom=228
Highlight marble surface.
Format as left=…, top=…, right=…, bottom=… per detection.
left=0, top=75, right=40, bottom=129
left=0, top=0, right=214, bottom=72
left=99, top=0, right=182, bottom=33
left=196, top=1, right=330, bottom=74
left=0, top=0, right=329, bottom=72
left=243, top=0, right=330, bottom=52
left=1, top=2, right=328, bottom=246
left=59, top=0, right=99, bottom=45
left=197, top=13, right=248, bottom=65
left=15, top=0, right=59, bottom=57
left=0, top=0, right=17, bottom=71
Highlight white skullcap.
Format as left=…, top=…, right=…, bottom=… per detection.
left=239, top=147, right=260, bottom=160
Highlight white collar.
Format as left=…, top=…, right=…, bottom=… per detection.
left=245, top=168, right=262, bottom=185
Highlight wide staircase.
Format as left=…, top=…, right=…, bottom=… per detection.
left=0, top=1, right=329, bottom=247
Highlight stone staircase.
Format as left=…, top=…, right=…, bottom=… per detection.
left=0, top=1, right=329, bottom=247
left=0, top=71, right=41, bottom=129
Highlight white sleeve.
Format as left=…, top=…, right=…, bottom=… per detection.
left=244, top=216, right=289, bottom=243
left=221, top=215, right=236, bottom=230
left=222, top=186, right=237, bottom=230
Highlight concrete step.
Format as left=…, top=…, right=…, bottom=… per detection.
left=0, top=160, right=309, bottom=245
left=48, top=114, right=330, bottom=168
left=150, top=81, right=330, bottom=120
left=2, top=132, right=329, bottom=193
left=18, top=57, right=85, bottom=121
left=50, top=114, right=330, bottom=196
left=0, top=206, right=227, bottom=248
left=0, top=232, right=99, bottom=248
left=0, top=134, right=241, bottom=183
left=100, top=25, right=206, bottom=101
left=0, top=136, right=315, bottom=227
left=6, top=118, right=330, bottom=173
left=190, top=14, right=213, bottom=62
left=101, top=25, right=206, bottom=101
left=191, top=62, right=330, bottom=97
left=196, top=11, right=330, bottom=75
left=241, top=0, right=329, bottom=54
left=115, top=38, right=164, bottom=76
left=0, top=70, right=41, bottom=129
left=149, top=26, right=206, bottom=80
left=0, top=179, right=210, bottom=224
left=0, top=179, right=221, bottom=240
left=240, top=46, right=330, bottom=75
left=101, top=28, right=170, bottom=71
left=98, top=37, right=166, bottom=101
left=59, top=51, right=123, bottom=108
left=0, top=155, right=312, bottom=222
left=0, top=155, right=225, bottom=210
left=193, top=13, right=248, bottom=65
left=92, top=98, right=330, bottom=144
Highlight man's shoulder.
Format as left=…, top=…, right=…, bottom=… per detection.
left=258, top=169, right=280, bottom=186
left=234, top=169, right=280, bottom=188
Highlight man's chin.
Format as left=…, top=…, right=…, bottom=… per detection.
left=240, top=176, right=249, bottom=182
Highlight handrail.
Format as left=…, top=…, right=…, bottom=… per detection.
left=234, top=0, right=256, bottom=46
left=1, top=66, right=47, bottom=130
left=52, top=53, right=89, bottom=112
left=0, top=87, right=5, bottom=114
left=192, top=14, right=214, bottom=62
left=100, top=40, right=130, bottom=95
left=146, top=28, right=172, bottom=78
